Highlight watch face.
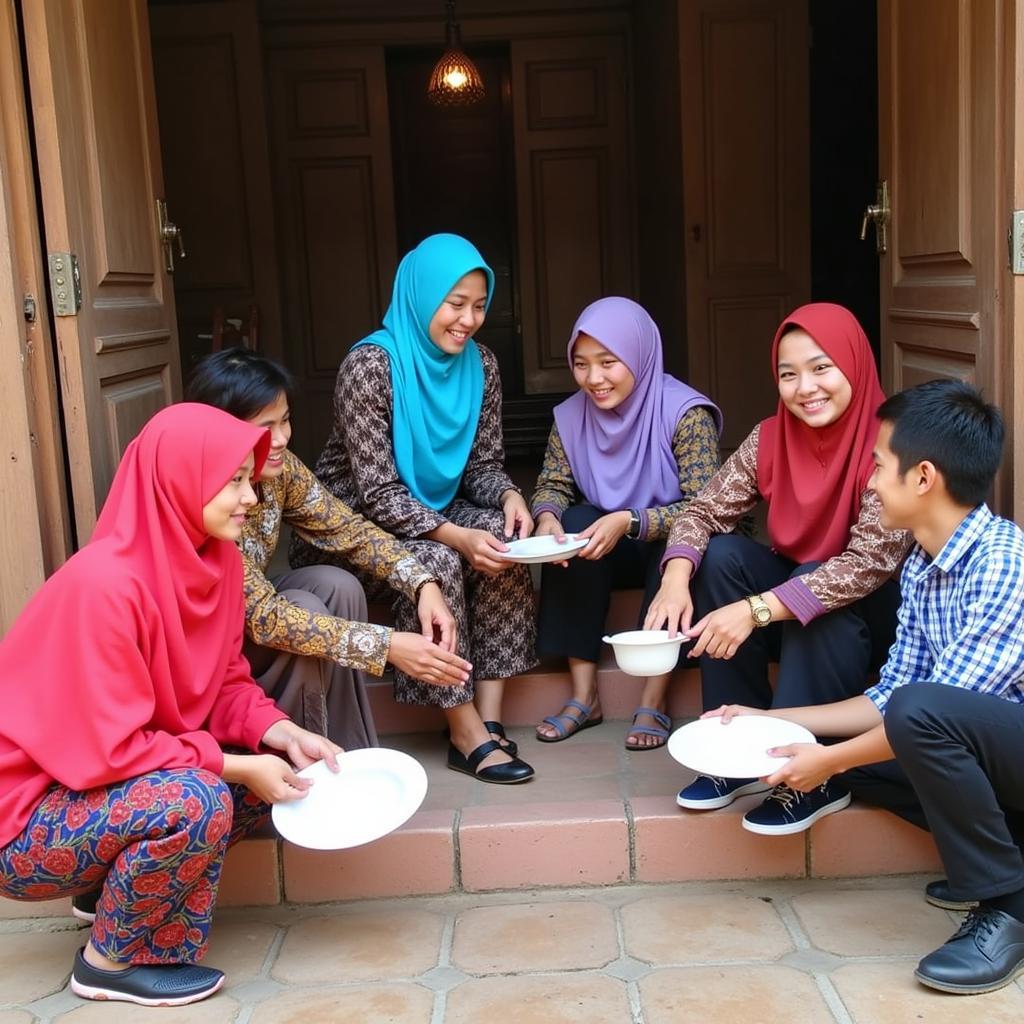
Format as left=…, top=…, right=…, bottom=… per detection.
left=755, top=608, right=771, bottom=624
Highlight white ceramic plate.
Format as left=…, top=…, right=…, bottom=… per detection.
left=667, top=715, right=816, bottom=779
left=495, top=533, right=590, bottom=564
left=271, top=747, right=428, bottom=850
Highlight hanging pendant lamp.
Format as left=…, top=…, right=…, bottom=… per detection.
left=427, top=0, right=485, bottom=106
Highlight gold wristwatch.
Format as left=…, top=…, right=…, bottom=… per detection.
left=746, top=593, right=772, bottom=628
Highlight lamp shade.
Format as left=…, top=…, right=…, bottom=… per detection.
left=427, top=3, right=484, bottom=106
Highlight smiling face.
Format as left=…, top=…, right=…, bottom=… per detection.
left=202, top=453, right=258, bottom=541
left=246, top=391, right=291, bottom=480
left=869, top=420, right=918, bottom=531
left=427, top=269, right=488, bottom=355
left=776, top=328, right=853, bottom=428
left=571, top=333, right=636, bottom=410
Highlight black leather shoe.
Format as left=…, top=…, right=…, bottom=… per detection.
left=925, top=879, right=978, bottom=912
left=70, top=947, right=225, bottom=1006
left=482, top=720, right=518, bottom=757
left=915, top=906, right=1024, bottom=993
left=447, top=740, right=534, bottom=784
left=71, top=889, right=101, bottom=923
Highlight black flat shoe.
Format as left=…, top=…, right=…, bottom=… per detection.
left=71, top=889, right=101, bottom=923
left=70, top=947, right=225, bottom=1006
left=915, top=907, right=1024, bottom=994
left=925, top=878, right=978, bottom=912
left=482, top=720, right=518, bottom=757
left=447, top=740, right=534, bottom=784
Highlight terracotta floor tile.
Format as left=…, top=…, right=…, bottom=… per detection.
left=791, top=888, right=954, bottom=956
left=831, top=962, right=1024, bottom=1021
left=54, top=997, right=240, bottom=1023
left=0, top=929, right=82, bottom=1004
left=450, top=899, right=618, bottom=974
left=271, top=909, right=444, bottom=984
left=249, top=984, right=433, bottom=1023
left=621, top=893, right=794, bottom=964
left=205, top=920, right=279, bottom=987
left=0, top=1012, right=33, bottom=1024
left=516, top=736, right=622, bottom=776
left=445, top=973, right=630, bottom=1023
left=639, top=965, right=833, bottom=1023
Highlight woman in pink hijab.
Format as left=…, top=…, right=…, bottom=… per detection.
left=530, top=297, right=722, bottom=748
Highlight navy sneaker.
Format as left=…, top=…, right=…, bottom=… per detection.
left=70, top=947, right=225, bottom=1006
left=741, top=781, right=851, bottom=835
left=676, top=775, right=772, bottom=810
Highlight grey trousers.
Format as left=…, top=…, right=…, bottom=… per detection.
left=244, top=564, right=379, bottom=749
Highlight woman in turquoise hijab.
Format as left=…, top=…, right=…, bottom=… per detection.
left=293, top=235, right=537, bottom=784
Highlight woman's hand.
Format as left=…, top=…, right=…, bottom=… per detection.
left=642, top=559, right=694, bottom=637
left=452, top=526, right=513, bottom=576
left=533, top=511, right=572, bottom=566
left=500, top=489, right=533, bottom=541
left=416, top=581, right=457, bottom=652
left=222, top=752, right=313, bottom=804
left=388, top=631, right=472, bottom=686
left=261, top=719, right=342, bottom=772
left=686, top=599, right=755, bottom=660
left=577, top=511, right=631, bottom=560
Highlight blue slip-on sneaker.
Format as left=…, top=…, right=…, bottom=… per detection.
left=70, top=947, right=225, bottom=1006
left=741, top=781, right=851, bottom=835
left=676, top=774, right=772, bottom=810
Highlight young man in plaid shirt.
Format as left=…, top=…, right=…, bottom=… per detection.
left=708, top=378, right=1024, bottom=994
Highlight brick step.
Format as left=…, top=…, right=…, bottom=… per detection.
left=1, top=725, right=942, bottom=920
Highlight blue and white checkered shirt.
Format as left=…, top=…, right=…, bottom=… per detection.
left=866, top=504, right=1024, bottom=713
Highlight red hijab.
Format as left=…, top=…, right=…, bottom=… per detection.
left=0, top=404, right=284, bottom=848
left=757, top=303, right=885, bottom=564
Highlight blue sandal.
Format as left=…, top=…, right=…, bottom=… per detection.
left=625, top=707, right=671, bottom=751
left=536, top=698, right=604, bottom=743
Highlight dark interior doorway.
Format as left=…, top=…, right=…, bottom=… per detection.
left=386, top=46, right=523, bottom=399
left=808, top=0, right=880, bottom=357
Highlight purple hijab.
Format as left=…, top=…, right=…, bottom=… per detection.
left=553, top=297, right=722, bottom=511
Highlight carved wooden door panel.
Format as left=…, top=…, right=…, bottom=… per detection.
left=680, top=0, right=811, bottom=452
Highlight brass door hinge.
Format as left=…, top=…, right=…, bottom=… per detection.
left=47, top=252, right=81, bottom=316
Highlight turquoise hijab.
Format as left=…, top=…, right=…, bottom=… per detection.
left=354, top=234, right=494, bottom=510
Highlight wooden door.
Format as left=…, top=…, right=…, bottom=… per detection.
left=680, top=0, right=811, bottom=451
left=265, top=42, right=398, bottom=463
left=510, top=33, right=634, bottom=395
left=22, top=0, right=182, bottom=542
left=877, top=0, right=1011, bottom=510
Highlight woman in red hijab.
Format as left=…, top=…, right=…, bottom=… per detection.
left=0, top=404, right=339, bottom=1007
left=645, top=304, right=911, bottom=836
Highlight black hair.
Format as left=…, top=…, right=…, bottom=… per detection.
left=876, top=378, right=1004, bottom=506
left=185, top=348, right=295, bottom=420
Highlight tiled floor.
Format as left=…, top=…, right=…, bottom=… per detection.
left=3, top=878, right=1024, bottom=1022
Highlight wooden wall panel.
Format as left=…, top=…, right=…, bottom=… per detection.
left=267, top=42, right=397, bottom=460
left=512, top=34, right=633, bottom=394
left=150, top=0, right=283, bottom=373
left=681, top=0, right=810, bottom=453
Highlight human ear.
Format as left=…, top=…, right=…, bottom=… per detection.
left=915, top=460, right=939, bottom=495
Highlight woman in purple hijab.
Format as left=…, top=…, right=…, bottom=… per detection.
left=530, top=297, right=722, bottom=748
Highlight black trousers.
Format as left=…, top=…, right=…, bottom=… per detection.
left=846, top=684, right=1024, bottom=903
left=536, top=504, right=672, bottom=665
left=691, top=533, right=901, bottom=712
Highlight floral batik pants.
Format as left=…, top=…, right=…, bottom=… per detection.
left=0, top=768, right=268, bottom=965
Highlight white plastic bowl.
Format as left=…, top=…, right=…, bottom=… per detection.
left=602, top=630, right=686, bottom=677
